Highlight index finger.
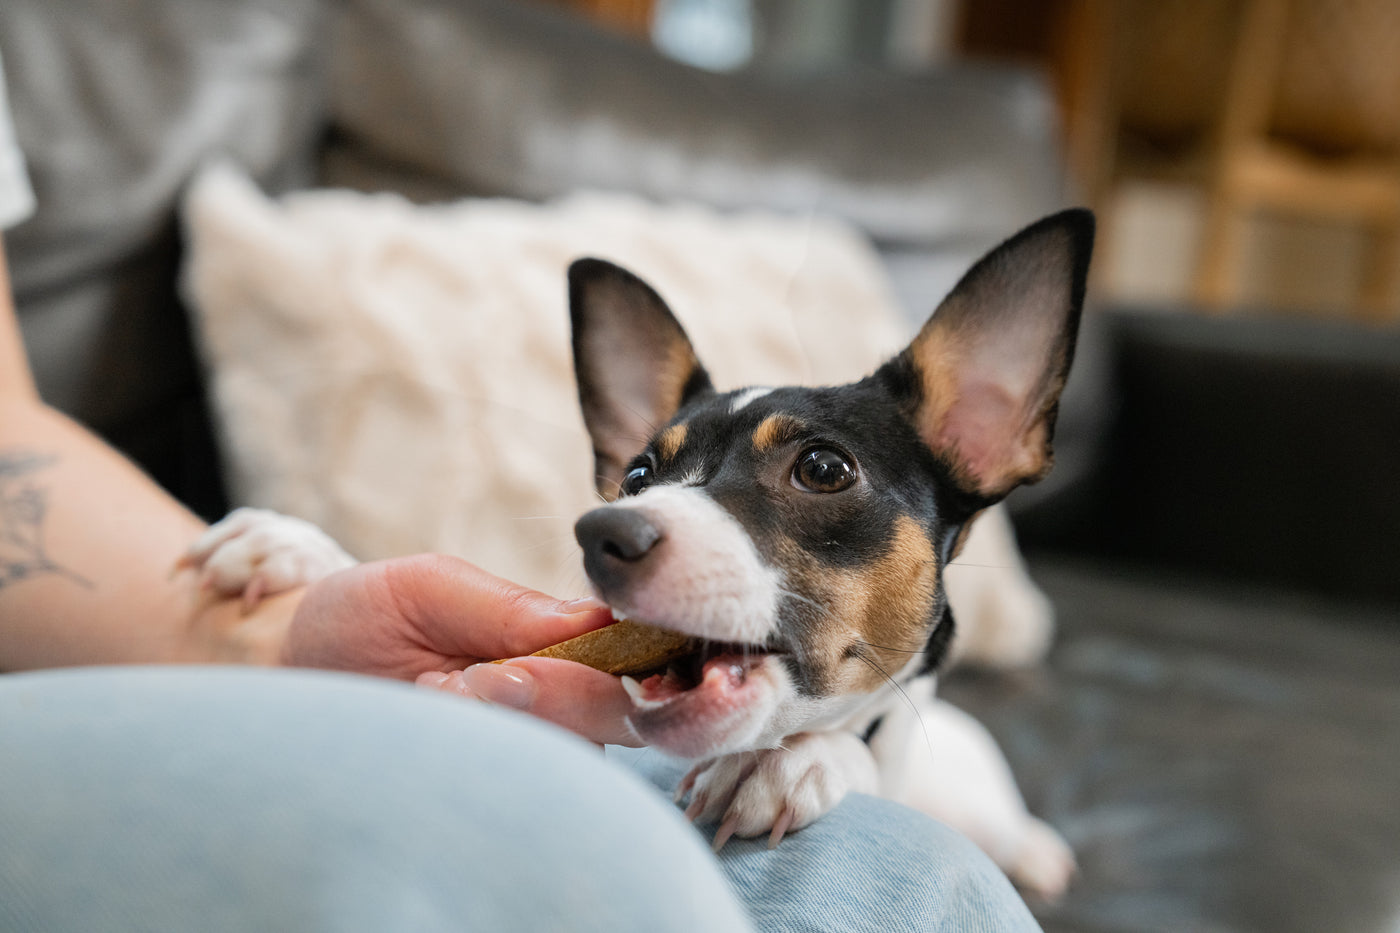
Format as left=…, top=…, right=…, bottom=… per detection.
left=382, top=555, right=615, bottom=661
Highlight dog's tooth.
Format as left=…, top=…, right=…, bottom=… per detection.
left=620, top=675, right=667, bottom=711
left=610, top=607, right=630, bottom=622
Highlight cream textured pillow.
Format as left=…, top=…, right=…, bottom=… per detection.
left=181, top=165, right=910, bottom=596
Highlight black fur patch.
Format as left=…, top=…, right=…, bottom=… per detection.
left=919, top=598, right=956, bottom=677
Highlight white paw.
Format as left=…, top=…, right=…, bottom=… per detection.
left=677, top=732, right=877, bottom=851
left=1008, top=817, right=1077, bottom=902
left=177, top=507, right=356, bottom=609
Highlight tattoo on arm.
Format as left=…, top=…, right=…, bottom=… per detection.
left=0, top=450, right=93, bottom=589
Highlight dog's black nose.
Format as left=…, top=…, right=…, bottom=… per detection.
left=575, top=507, right=662, bottom=592
left=575, top=507, right=661, bottom=562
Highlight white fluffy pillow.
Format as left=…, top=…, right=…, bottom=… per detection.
left=181, top=165, right=910, bottom=596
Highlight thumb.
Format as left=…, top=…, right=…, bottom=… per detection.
left=382, top=554, right=614, bottom=660
left=420, top=657, right=641, bottom=747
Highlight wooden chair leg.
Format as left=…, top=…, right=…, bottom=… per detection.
left=1193, top=186, right=1246, bottom=310
left=1358, top=221, right=1400, bottom=322
left=1192, top=0, right=1284, bottom=313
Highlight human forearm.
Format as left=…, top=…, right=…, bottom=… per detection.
left=0, top=398, right=302, bottom=669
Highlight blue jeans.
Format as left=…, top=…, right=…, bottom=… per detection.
left=0, top=667, right=1039, bottom=932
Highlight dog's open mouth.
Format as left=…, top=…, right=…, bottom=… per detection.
left=617, top=636, right=782, bottom=757
left=620, top=640, right=773, bottom=711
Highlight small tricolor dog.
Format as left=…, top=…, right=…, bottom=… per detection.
left=185, top=208, right=1093, bottom=898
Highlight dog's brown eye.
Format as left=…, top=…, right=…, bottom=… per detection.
left=793, top=448, right=856, bottom=493
left=621, top=464, right=654, bottom=496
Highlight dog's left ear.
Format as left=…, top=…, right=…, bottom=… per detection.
left=879, top=209, right=1094, bottom=506
left=569, top=258, right=714, bottom=498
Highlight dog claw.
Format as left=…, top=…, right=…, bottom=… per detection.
left=768, top=807, right=796, bottom=849
left=684, top=792, right=708, bottom=823
left=712, top=813, right=740, bottom=853
left=675, top=770, right=698, bottom=804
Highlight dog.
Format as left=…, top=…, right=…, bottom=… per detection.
left=182, top=208, right=1092, bottom=899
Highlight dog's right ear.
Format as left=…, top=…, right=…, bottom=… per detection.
left=569, top=258, right=714, bottom=498
left=877, top=209, right=1094, bottom=511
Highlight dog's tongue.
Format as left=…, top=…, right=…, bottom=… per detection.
left=622, top=653, right=760, bottom=711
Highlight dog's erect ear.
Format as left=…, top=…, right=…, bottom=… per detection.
left=569, top=258, right=714, bottom=497
left=879, top=209, right=1094, bottom=506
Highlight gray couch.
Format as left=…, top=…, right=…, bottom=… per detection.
left=5, top=2, right=1397, bottom=931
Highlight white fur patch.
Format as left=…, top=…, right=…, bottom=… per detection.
left=729, top=386, right=773, bottom=413
left=866, top=678, right=1077, bottom=899
left=605, top=485, right=780, bottom=644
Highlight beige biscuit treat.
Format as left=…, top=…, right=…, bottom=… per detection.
left=516, top=619, right=697, bottom=676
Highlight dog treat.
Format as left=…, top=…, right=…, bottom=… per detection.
left=508, top=619, right=697, bottom=676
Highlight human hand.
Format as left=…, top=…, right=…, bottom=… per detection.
left=284, top=554, right=640, bottom=746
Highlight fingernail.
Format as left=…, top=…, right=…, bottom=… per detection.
left=561, top=596, right=608, bottom=613
left=460, top=663, right=537, bottom=710
left=416, top=671, right=451, bottom=688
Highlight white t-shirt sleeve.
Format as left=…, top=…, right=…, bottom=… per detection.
left=0, top=52, right=36, bottom=231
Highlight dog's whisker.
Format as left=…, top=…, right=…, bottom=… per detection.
left=853, top=638, right=922, bottom=656
left=593, top=475, right=623, bottom=501
left=513, top=532, right=583, bottom=556
left=777, top=586, right=836, bottom=621
left=849, top=646, right=939, bottom=777
left=617, top=407, right=660, bottom=442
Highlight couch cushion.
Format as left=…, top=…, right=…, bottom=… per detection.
left=181, top=165, right=914, bottom=593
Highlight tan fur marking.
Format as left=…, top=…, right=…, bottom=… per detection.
left=661, top=341, right=702, bottom=417
left=906, top=295, right=1057, bottom=499
left=842, top=515, right=940, bottom=690
left=780, top=516, right=939, bottom=694
left=908, top=306, right=963, bottom=442
left=752, top=414, right=802, bottom=453
left=657, top=423, right=688, bottom=462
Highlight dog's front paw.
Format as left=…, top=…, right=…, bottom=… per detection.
left=677, top=731, right=878, bottom=851
left=177, top=507, right=356, bottom=610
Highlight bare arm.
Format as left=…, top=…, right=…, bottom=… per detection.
left=0, top=236, right=302, bottom=670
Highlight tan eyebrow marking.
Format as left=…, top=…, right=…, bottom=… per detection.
left=656, top=422, right=688, bottom=462
left=752, top=413, right=804, bottom=453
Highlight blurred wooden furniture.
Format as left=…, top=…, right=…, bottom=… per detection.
left=1091, top=0, right=1400, bottom=319
left=1188, top=0, right=1400, bottom=319
left=962, top=0, right=1400, bottom=321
